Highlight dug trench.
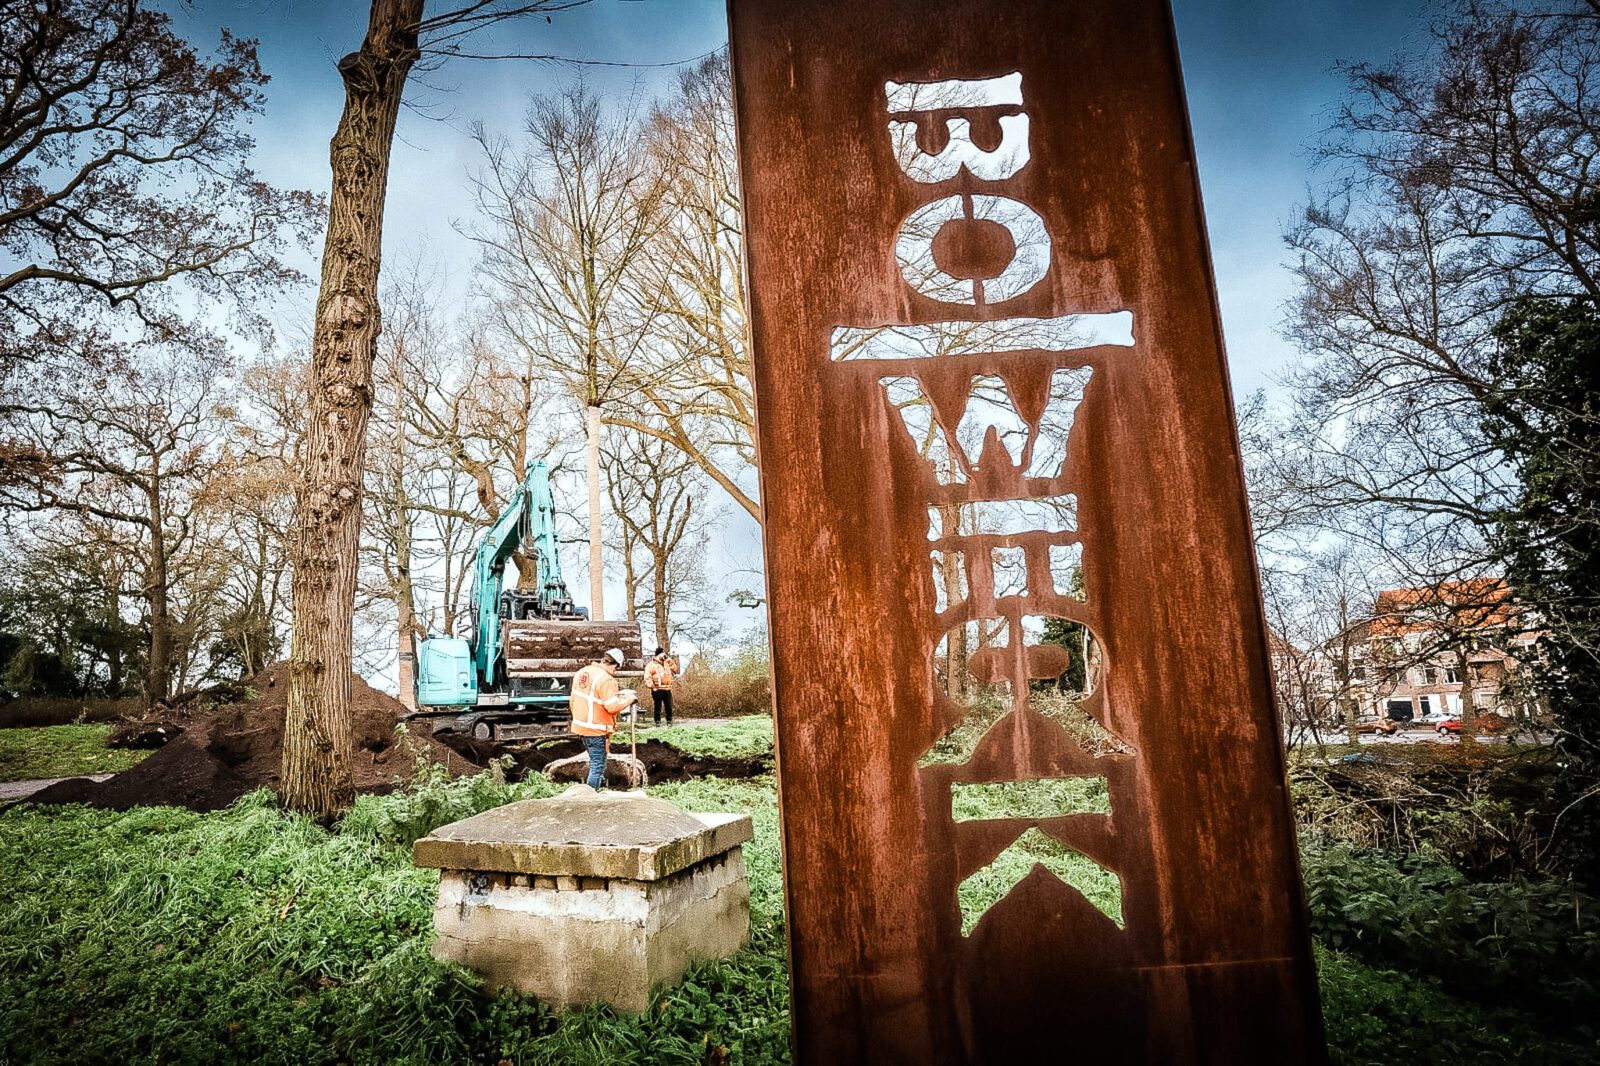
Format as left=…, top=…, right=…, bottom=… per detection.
left=432, top=731, right=772, bottom=785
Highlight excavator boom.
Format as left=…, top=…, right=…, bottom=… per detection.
left=414, top=460, right=642, bottom=728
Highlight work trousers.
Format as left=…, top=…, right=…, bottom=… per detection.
left=581, top=734, right=609, bottom=789
left=652, top=688, right=673, bottom=725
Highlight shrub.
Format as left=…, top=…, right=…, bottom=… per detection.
left=673, top=669, right=771, bottom=719
left=1301, top=838, right=1599, bottom=1020
left=1289, top=746, right=1564, bottom=880
left=1317, top=944, right=1600, bottom=1066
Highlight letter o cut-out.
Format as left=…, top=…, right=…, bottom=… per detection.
left=895, top=194, right=1051, bottom=306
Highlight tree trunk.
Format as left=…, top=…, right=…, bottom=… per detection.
left=653, top=547, right=670, bottom=652
left=392, top=351, right=418, bottom=711
left=586, top=403, right=605, bottom=621
left=145, top=488, right=172, bottom=702
left=621, top=530, right=639, bottom=622
left=283, top=0, right=424, bottom=818
left=1455, top=644, right=1477, bottom=745
left=394, top=552, right=419, bottom=712
left=939, top=503, right=966, bottom=699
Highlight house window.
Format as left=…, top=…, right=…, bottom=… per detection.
left=1352, top=666, right=1367, bottom=682
left=1419, top=695, right=1433, bottom=716
left=1445, top=667, right=1461, bottom=684
left=1423, top=666, right=1438, bottom=684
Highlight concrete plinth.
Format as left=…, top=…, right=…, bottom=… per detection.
left=414, top=785, right=753, bottom=1012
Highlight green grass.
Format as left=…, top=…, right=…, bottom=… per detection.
left=638, top=716, right=773, bottom=759
left=0, top=767, right=790, bottom=1066
left=0, top=724, right=150, bottom=782
left=0, top=717, right=1593, bottom=1064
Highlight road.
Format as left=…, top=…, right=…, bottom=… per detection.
left=0, top=773, right=113, bottom=805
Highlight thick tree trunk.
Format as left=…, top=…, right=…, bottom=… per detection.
left=283, top=0, right=424, bottom=817
left=586, top=403, right=605, bottom=620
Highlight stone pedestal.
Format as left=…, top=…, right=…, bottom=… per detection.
left=413, top=785, right=753, bottom=1012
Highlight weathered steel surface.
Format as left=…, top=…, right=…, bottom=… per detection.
left=503, top=620, right=642, bottom=677
left=726, top=2, right=1328, bottom=1063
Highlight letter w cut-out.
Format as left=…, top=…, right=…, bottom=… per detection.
left=957, top=375, right=1029, bottom=475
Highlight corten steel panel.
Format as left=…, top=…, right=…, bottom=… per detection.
left=727, top=2, right=1327, bottom=1063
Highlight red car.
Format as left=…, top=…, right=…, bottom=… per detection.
left=1435, top=714, right=1510, bottom=735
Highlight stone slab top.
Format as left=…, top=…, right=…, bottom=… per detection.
left=413, top=785, right=754, bottom=881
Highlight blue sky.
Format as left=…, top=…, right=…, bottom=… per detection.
left=167, top=0, right=1431, bottom=393
left=157, top=0, right=1434, bottom=655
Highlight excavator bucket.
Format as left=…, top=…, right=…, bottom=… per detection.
left=503, top=620, right=644, bottom=678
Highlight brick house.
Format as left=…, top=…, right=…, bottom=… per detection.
left=1335, top=580, right=1542, bottom=724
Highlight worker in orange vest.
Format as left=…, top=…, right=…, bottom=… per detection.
left=570, top=648, right=636, bottom=788
left=644, top=646, right=681, bottom=726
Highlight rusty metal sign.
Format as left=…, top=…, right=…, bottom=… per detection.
left=727, top=1, right=1327, bottom=1063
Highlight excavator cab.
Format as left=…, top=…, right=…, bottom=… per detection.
left=415, top=637, right=477, bottom=708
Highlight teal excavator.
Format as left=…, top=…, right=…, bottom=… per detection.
left=413, top=460, right=641, bottom=741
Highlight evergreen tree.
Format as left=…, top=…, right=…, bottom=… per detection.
left=1484, top=296, right=1600, bottom=882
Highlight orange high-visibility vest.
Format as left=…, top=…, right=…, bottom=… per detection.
left=570, top=663, right=629, bottom=736
left=644, top=657, right=677, bottom=690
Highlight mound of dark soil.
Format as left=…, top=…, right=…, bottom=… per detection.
left=434, top=732, right=770, bottom=784
left=27, top=663, right=476, bottom=813
left=106, top=715, right=187, bottom=750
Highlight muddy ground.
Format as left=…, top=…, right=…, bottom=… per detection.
left=28, top=664, right=473, bottom=813
left=23, top=666, right=769, bottom=813
left=433, top=731, right=771, bottom=785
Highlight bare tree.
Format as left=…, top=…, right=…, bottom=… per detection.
left=614, top=53, right=759, bottom=518
left=603, top=427, right=718, bottom=652
left=469, top=82, right=664, bottom=623
left=1262, top=2, right=1598, bottom=752
left=284, top=0, right=585, bottom=817
left=0, top=0, right=320, bottom=371
left=1, top=346, right=225, bottom=700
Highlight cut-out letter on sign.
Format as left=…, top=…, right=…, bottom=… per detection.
left=886, top=74, right=1030, bottom=183
left=832, top=312, right=1134, bottom=362
left=929, top=496, right=1078, bottom=540
left=956, top=826, right=1123, bottom=935
left=895, top=194, right=1051, bottom=306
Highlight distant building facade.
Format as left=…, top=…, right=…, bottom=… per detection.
left=1341, top=580, right=1541, bottom=722
left=1270, top=580, right=1544, bottom=730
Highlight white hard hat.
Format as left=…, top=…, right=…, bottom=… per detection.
left=604, top=648, right=626, bottom=667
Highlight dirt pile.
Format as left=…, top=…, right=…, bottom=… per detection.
left=434, top=732, right=771, bottom=784
left=29, top=663, right=476, bottom=813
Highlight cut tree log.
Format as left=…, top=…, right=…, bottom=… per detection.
left=504, top=620, right=642, bottom=677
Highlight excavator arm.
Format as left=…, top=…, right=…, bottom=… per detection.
left=417, top=460, right=640, bottom=716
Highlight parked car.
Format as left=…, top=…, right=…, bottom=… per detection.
left=1435, top=713, right=1511, bottom=735
left=1355, top=717, right=1404, bottom=735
